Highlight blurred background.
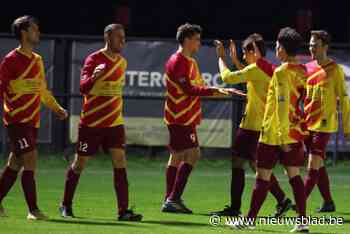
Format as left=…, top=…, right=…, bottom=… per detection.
left=0, top=0, right=349, bottom=42
left=0, top=0, right=349, bottom=163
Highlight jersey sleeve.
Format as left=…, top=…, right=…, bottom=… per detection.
left=335, top=66, right=350, bottom=134
left=221, top=63, right=260, bottom=85
left=171, top=57, right=214, bottom=96
left=80, top=55, right=97, bottom=95
left=38, top=59, right=64, bottom=113
left=0, top=57, right=13, bottom=102
left=275, top=69, right=290, bottom=144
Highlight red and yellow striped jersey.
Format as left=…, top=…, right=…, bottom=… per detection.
left=220, top=58, right=275, bottom=131
left=79, top=50, right=126, bottom=128
left=259, top=63, right=307, bottom=145
left=305, top=60, right=350, bottom=134
left=0, top=49, right=63, bottom=128
left=164, top=51, right=214, bottom=126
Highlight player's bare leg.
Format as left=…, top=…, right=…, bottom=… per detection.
left=110, top=148, right=142, bottom=221
left=164, top=153, right=184, bottom=200
left=0, top=152, right=22, bottom=217
left=60, top=154, right=90, bottom=218
left=163, top=147, right=200, bottom=214
left=20, top=150, right=48, bottom=220
left=285, top=166, right=308, bottom=233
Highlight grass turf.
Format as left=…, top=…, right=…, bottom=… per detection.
left=0, top=154, right=349, bottom=234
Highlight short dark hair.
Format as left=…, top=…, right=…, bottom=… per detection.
left=242, top=33, right=266, bottom=57
left=176, top=23, right=202, bottom=45
left=104, top=24, right=124, bottom=34
left=277, top=27, right=302, bottom=56
left=311, top=30, right=331, bottom=45
left=11, top=15, right=38, bottom=40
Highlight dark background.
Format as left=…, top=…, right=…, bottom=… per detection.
left=0, top=0, right=349, bottom=42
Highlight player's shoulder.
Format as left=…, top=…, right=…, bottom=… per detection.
left=32, top=52, right=44, bottom=66
left=1, top=49, right=19, bottom=62
left=87, top=50, right=103, bottom=60
left=274, top=63, right=289, bottom=74
left=83, top=50, right=104, bottom=66
left=166, top=52, right=190, bottom=71
left=118, top=55, right=127, bottom=65
left=0, top=50, right=22, bottom=68
left=276, top=63, right=305, bottom=74
left=325, top=60, right=343, bottom=73
left=255, top=58, right=275, bottom=77
left=32, top=52, right=42, bottom=60
left=168, top=52, right=185, bottom=64
left=306, top=59, right=341, bottom=74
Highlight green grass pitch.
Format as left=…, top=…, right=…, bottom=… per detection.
left=0, top=154, right=349, bottom=234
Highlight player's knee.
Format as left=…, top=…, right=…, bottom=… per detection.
left=72, top=163, right=85, bottom=174
left=256, top=168, right=272, bottom=181
left=20, top=150, right=38, bottom=170
left=8, top=163, right=21, bottom=171
left=72, top=157, right=88, bottom=173
left=112, top=155, right=126, bottom=167
left=193, top=151, right=201, bottom=161
left=168, top=156, right=182, bottom=167
left=285, top=166, right=300, bottom=179
left=185, top=154, right=201, bottom=167
left=308, top=154, right=323, bottom=169
left=188, top=149, right=201, bottom=161
left=7, top=153, right=22, bottom=171
left=7, top=162, right=21, bottom=171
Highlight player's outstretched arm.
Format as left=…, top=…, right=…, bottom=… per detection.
left=214, top=40, right=228, bottom=73
left=175, top=74, right=215, bottom=97
left=229, top=40, right=245, bottom=70
left=214, top=40, right=251, bottom=86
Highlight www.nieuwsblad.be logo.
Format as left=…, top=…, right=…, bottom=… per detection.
left=209, top=215, right=344, bottom=227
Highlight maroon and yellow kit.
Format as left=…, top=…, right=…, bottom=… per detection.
left=220, top=58, right=275, bottom=160
left=164, top=51, right=215, bottom=151
left=304, top=60, right=350, bottom=157
left=257, top=63, right=307, bottom=169
left=0, top=49, right=63, bottom=155
left=77, top=50, right=126, bottom=155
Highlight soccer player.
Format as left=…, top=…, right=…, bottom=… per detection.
left=0, top=16, right=68, bottom=220
left=59, top=24, right=142, bottom=221
left=227, top=27, right=309, bottom=232
left=210, top=34, right=292, bottom=218
left=303, top=30, right=350, bottom=212
left=161, top=23, right=237, bottom=213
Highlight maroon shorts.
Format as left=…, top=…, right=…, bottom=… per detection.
left=256, top=142, right=305, bottom=169
left=167, top=124, right=199, bottom=152
left=232, top=128, right=260, bottom=161
left=7, top=124, right=38, bottom=156
left=304, top=131, right=331, bottom=159
left=76, top=125, right=126, bottom=156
